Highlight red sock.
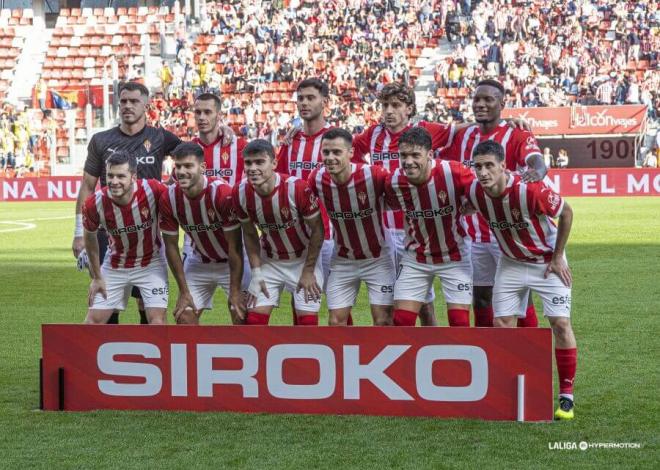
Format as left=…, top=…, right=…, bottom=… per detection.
left=555, top=347, right=577, bottom=395
left=246, top=312, right=270, bottom=325
left=447, top=308, right=470, bottom=327
left=347, top=313, right=354, bottom=326
left=297, top=314, right=318, bottom=326
left=474, top=307, right=493, bottom=327
left=517, top=305, right=539, bottom=327
left=393, top=309, right=418, bottom=326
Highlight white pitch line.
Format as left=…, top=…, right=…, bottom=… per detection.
left=12, top=215, right=74, bottom=222
left=0, top=221, right=37, bottom=233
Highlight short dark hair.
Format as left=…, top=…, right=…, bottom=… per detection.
left=243, top=139, right=275, bottom=160
left=118, top=81, right=149, bottom=98
left=475, top=79, right=505, bottom=97
left=399, top=127, right=432, bottom=151
left=195, top=93, right=222, bottom=110
left=106, top=150, right=137, bottom=173
left=473, top=140, right=505, bottom=162
left=378, top=82, right=417, bottom=117
left=296, top=78, right=329, bottom=98
left=172, top=142, right=205, bottom=162
left=322, top=128, right=352, bottom=146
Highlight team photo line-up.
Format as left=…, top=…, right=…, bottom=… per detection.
left=71, top=77, right=577, bottom=420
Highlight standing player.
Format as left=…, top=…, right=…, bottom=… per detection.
left=309, top=128, right=394, bottom=325
left=468, top=141, right=577, bottom=419
left=385, top=127, right=475, bottom=327
left=352, top=82, right=457, bottom=326
left=233, top=139, right=325, bottom=325
left=442, top=79, right=548, bottom=327
left=275, top=78, right=335, bottom=322
left=159, top=142, right=245, bottom=325
left=72, top=81, right=181, bottom=324
left=82, top=152, right=168, bottom=324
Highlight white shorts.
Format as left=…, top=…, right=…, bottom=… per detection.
left=254, top=257, right=324, bottom=313
left=394, top=254, right=473, bottom=305
left=184, top=256, right=232, bottom=310
left=326, top=254, right=395, bottom=309
left=387, top=228, right=435, bottom=303
left=320, top=238, right=334, bottom=290
left=471, top=240, right=501, bottom=286
left=91, top=256, right=169, bottom=310
left=493, top=256, right=571, bottom=318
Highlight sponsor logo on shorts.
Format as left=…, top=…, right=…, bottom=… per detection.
left=551, top=295, right=571, bottom=305
left=205, top=168, right=234, bottom=177
left=380, top=285, right=393, bottom=293
left=182, top=222, right=223, bottom=233
left=151, top=286, right=169, bottom=295
left=488, top=220, right=530, bottom=230
left=406, top=205, right=454, bottom=219
left=371, top=152, right=399, bottom=162
left=457, top=282, right=471, bottom=291
left=290, top=161, right=319, bottom=170
left=329, top=208, right=374, bottom=220
left=108, top=219, right=153, bottom=235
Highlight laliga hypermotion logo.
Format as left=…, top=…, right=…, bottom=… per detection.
left=358, top=191, right=367, bottom=205
left=547, top=192, right=561, bottom=210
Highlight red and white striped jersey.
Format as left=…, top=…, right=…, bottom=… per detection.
left=233, top=173, right=321, bottom=260
left=442, top=121, right=543, bottom=243
left=309, top=163, right=388, bottom=260
left=82, top=179, right=165, bottom=269
left=159, top=176, right=240, bottom=263
left=192, top=135, right=246, bottom=185
left=467, top=175, right=564, bottom=264
left=276, top=123, right=333, bottom=239
left=352, top=121, right=455, bottom=229
left=385, top=159, right=474, bottom=264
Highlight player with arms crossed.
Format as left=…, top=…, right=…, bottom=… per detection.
left=467, top=140, right=577, bottom=419
left=385, top=127, right=475, bottom=327
left=309, top=128, right=394, bottom=325
left=73, top=81, right=181, bottom=324
left=442, top=79, right=548, bottom=327
left=352, top=82, right=457, bottom=325
left=233, top=139, right=325, bottom=325
left=82, top=151, right=168, bottom=324
left=159, top=142, right=245, bottom=325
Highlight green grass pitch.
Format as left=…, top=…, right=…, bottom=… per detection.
left=0, top=199, right=658, bottom=468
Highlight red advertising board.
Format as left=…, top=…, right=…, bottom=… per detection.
left=42, top=325, right=553, bottom=421
left=502, top=105, right=647, bottom=135
left=1, top=177, right=81, bottom=202
left=546, top=168, right=660, bottom=196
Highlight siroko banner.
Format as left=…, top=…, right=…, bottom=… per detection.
left=42, top=325, right=553, bottom=421
left=545, top=168, right=660, bottom=196
left=502, top=105, right=647, bottom=135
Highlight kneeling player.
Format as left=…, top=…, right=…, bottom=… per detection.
left=82, top=152, right=168, bottom=324
left=309, top=128, right=394, bottom=325
left=159, top=142, right=245, bottom=324
left=468, top=141, right=578, bottom=419
left=385, top=127, right=475, bottom=327
left=233, top=139, right=325, bottom=325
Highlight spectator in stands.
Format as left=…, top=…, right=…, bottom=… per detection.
left=556, top=149, right=569, bottom=168
left=543, top=147, right=554, bottom=169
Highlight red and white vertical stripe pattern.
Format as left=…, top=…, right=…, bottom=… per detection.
left=234, top=173, right=320, bottom=260
left=467, top=175, right=563, bottom=264
left=311, top=163, right=387, bottom=260
left=161, top=177, right=238, bottom=263
left=386, top=160, right=468, bottom=264
left=84, top=179, right=163, bottom=269
left=193, top=136, right=246, bottom=185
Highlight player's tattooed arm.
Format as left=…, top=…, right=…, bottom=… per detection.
left=218, top=124, right=235, bottom=146
left=84, top=229, right=106, bottom=307
left=225, top=228, right=246, bottom=321
left=297, top=214, right=324, bottom=302
left=242, top=221, right=270, bottom=307
left=73, top=172, right=100, bottom=258
left=521, top=153, right=548, bottom=182
left=545, top=202, right=573, bottom=287
left=162, top=233, right=197, bottom=322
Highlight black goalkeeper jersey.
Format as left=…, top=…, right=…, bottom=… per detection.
left=83, top=125, right=181, bottom=187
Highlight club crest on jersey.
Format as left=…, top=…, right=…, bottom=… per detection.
left=140, top=206, right=150, bottom=221
left=221, top=152, right=229, bottom=163
left=358, top=191, right=367, bottom=205
left=511, top=208, right=521, bottom=220
left=207, top=207, right=216, bottom=222
left=143, top=139, right=151, bottom=152
left=437, top=190, right=448, bottom=204
left=281, top=206, right=290, bottom=220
